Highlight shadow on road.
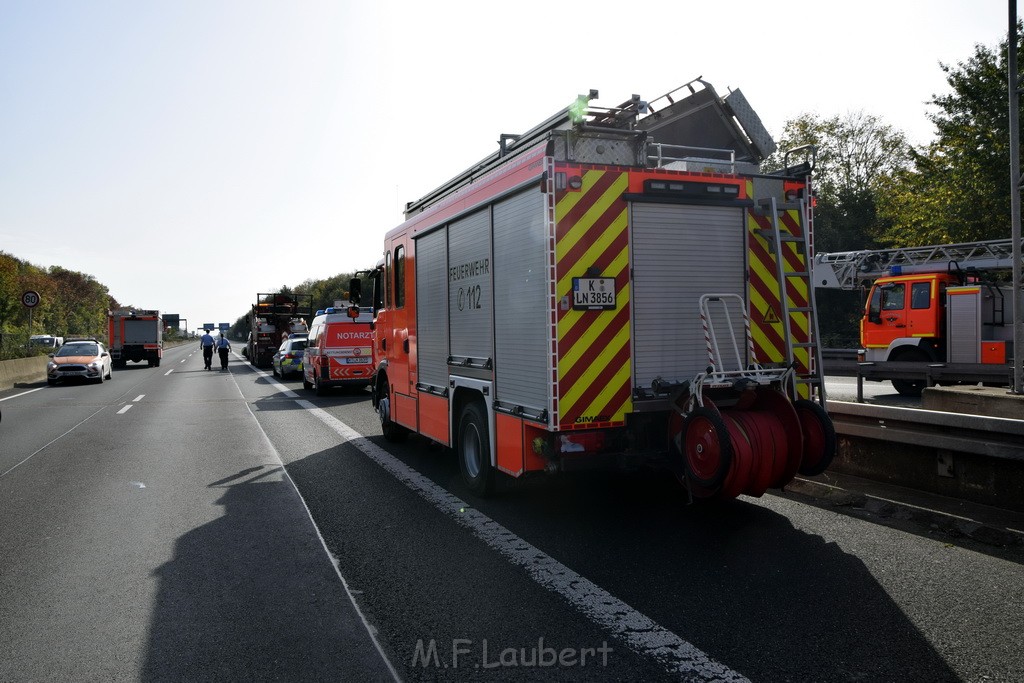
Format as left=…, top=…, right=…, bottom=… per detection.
left=141, top=466, right=392, bottom=682
left=282, top=435, right=965, bottom=682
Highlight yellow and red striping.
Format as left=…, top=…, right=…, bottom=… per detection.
left=555, top=169, right=633, bottom=428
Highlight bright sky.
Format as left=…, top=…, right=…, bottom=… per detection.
left=0, top=1, right=1013, bottom=332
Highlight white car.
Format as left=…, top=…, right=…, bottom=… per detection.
left=46, top=339, right=113, bottom=385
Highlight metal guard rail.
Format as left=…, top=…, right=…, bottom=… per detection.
left=824, top=359, right=1013, bottom=402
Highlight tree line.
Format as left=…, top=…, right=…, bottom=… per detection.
left=0, top=252, right=122, bottom=360
left=766, top=30, right=1019, bottom=251
left=762, top=30, right=1022, bottom=346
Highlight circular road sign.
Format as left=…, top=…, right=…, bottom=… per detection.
left=22, top=290, right=40, bottom=308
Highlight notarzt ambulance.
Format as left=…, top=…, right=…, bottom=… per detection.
left=303, top=307, right=374, bottom=395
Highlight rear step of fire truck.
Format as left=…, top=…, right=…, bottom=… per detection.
left=671, top=198, right=836, bottom=501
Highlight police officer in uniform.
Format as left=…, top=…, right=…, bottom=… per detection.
left=199, top=329, right=215, bottom=370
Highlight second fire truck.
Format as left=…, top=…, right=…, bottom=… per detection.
left=363, top=78, right=837, bottom=499
left=107, top=309, right=163, bottom=368
left=813, top=239, right=1019, bottom=395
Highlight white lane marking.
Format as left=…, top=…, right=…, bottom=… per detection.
left=130, top=481, right=146, bottom=489
left=233, top=376, right=401, bottom=682
left=0, top=407, right=106, bottom=479
left=117, top=405, right=132, bottom=415
left=164, top=370, right=173, bottom=376
left=0, top=387, right=45, bottom=402
left=133, top=395, right=145, bottom=402
left=180, top=358, right=186, bottom=363
left=300, top=401, right=748, bottom=682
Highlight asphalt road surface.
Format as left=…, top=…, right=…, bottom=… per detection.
left=1, top=347, right=1020, bottom=682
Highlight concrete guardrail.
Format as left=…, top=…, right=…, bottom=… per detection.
left=826, top=397, right=1024, bottom=512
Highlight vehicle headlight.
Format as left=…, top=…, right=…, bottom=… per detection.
left=47, top=362, right=57, bottom=370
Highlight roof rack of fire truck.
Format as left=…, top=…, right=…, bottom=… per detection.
left=404, top=89, right=633, bottom=216
left=405, top=77, right=778, bottom=217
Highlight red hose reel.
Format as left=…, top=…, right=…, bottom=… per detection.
left=673, top=389, right=836, bottom=500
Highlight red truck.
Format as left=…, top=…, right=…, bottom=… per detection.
left=365, top=79, right=835, bottom=498
left=107, top=309, right=163, bottom=368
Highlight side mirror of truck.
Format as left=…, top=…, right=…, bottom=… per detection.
left=867, top=310, right=881, bottom=324
left=349, top=277, right=362, bottom=304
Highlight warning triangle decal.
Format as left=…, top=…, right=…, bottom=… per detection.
left=762, top=307, right=781, bottom=324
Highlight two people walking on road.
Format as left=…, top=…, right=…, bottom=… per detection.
left=200, top=330, right=215, bottom=370
left=216, top=335, right=231, bottom=371
left=200, top=330, right=232, bottom=372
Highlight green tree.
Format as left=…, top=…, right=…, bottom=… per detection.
left=0, top=253, right=116, bottom=358
left=294, top=272, right=358, bottom=313
left=877, top=29, right=1021, bottom=245
left=766, top=111, right=911, bottom=253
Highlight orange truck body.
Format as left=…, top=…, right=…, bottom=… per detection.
left=107, top=309, right=163, bottom=368
left=861, top=273, right=1015, bottom=365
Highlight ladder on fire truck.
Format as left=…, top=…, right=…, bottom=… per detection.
left=759, top=196, right=827, bottom=402
left=812, top=238, right=1020, bottom=290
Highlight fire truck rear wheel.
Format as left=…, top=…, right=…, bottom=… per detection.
left=458, top=401, right=494, bottom=497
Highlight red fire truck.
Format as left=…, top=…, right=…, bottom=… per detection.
left=366, top=79, right=836, bottom=498
left=107, top=309, right=163, bottom=368
left=813, top=239, right=1019, bottom=395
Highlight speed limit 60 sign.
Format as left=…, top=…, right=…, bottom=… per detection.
left=22, top=290, right=40, bottom=308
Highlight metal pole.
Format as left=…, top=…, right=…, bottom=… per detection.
left=1009, top=0, right=1024, bottom=394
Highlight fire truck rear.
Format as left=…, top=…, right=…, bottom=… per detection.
left=368, top=79, right=836, bottom=498
left=107, top=309, right=163, bottom=368
left=247, top=292, right=312, bottom=368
